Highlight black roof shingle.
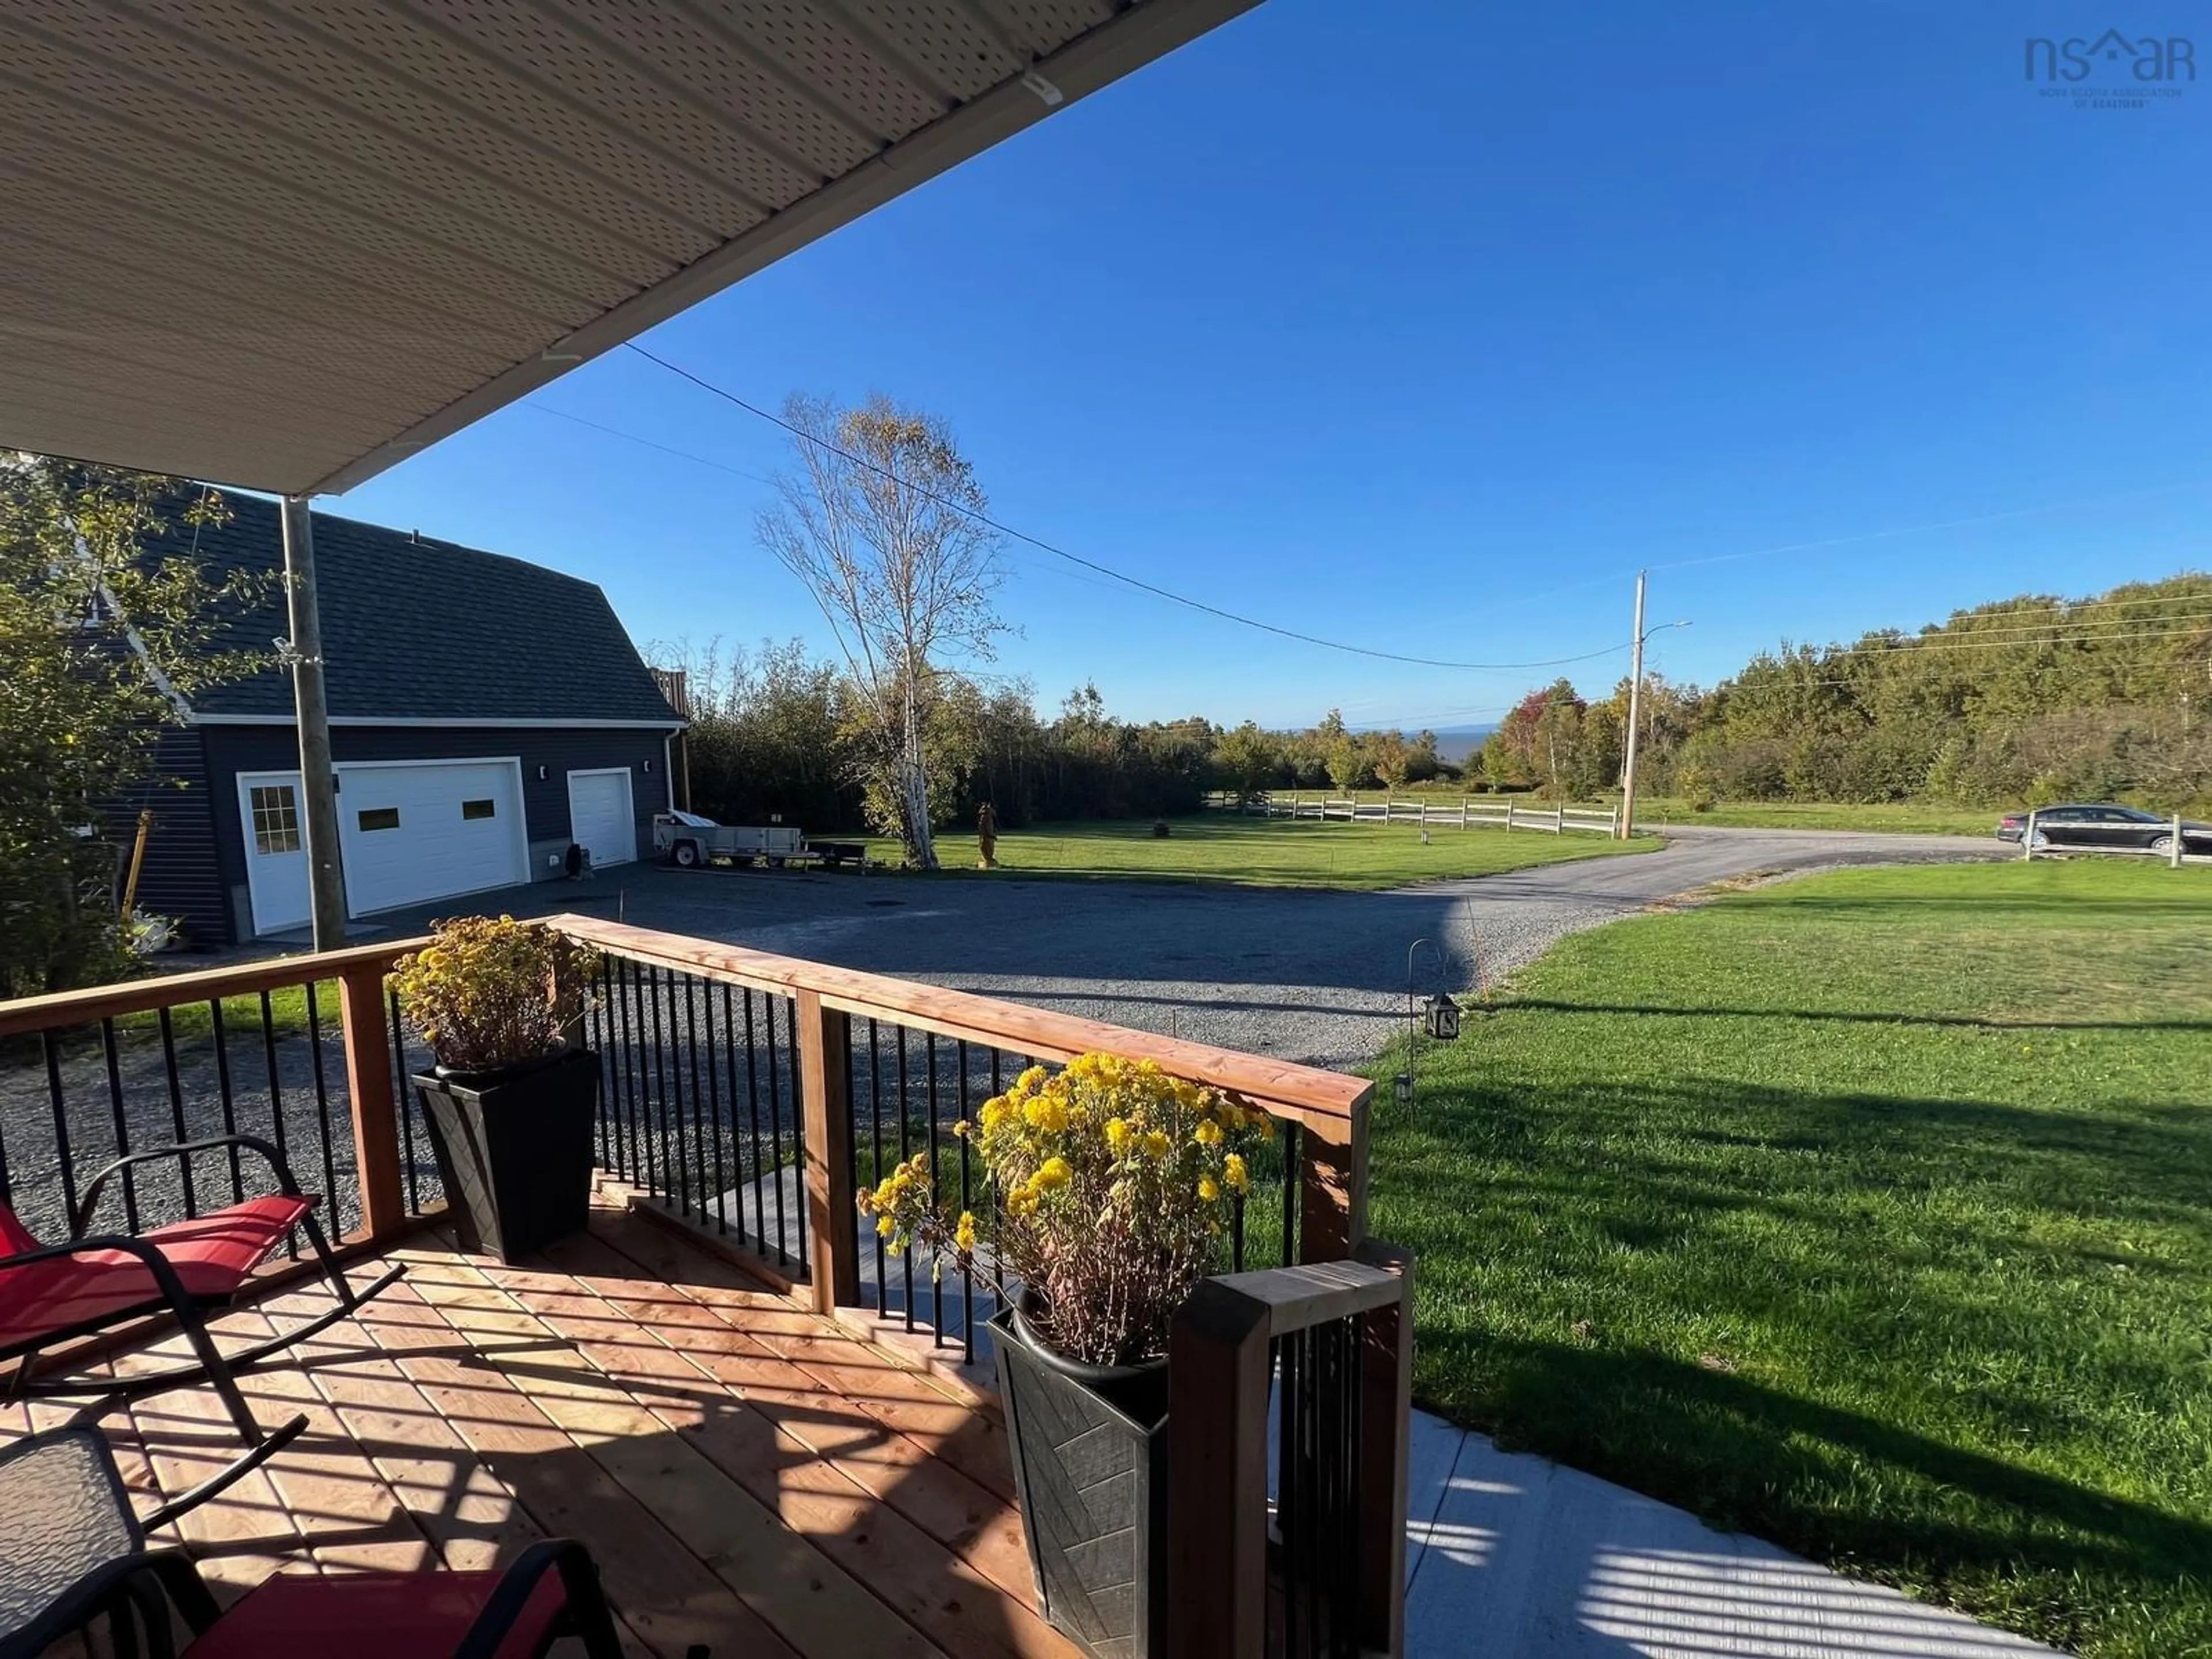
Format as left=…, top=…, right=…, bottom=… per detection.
left=168, top=494, right=679, bottom=726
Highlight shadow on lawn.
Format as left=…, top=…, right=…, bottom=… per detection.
left=1378, top=1069, right=2212, bottom=1650
left=1418, top=1328, right=2212, bottom=1647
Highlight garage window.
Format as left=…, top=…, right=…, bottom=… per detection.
left=461, top=798, right=497, bottom=820
left=249, top=785, right=299, bottom=855
left=358, top=806, right=402, bottom=832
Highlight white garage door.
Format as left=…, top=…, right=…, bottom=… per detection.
left=336, top=759, right=529, bottom=916
left=567, top=768, right=637, bottom=868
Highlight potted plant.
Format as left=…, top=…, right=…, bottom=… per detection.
left=389, top=916, right=601, bottom=1264
left=862, top=1051, right=1266, bottom=1658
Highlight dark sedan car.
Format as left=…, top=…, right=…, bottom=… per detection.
left=1997, top=802, right=2212, bottom=855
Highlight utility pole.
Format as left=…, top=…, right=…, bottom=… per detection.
left=281, top=495, right=347, bottom=949
left=1618, top=569, right=1647, bottom=840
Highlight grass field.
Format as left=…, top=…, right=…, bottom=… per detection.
left=1370, top=859, right=2212, bottom=1658
left=868, top=815, right=1659, bottom=891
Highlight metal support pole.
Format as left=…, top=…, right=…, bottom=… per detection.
left=1619, top=570, right=1647, bottom=839
left=281, top=495, right=347, bottom=949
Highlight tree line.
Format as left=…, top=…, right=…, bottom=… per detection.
left=1475, top=573, right=2212, bottom=812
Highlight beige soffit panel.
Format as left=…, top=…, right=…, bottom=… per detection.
left=0, top=0, right=1259, bottom=495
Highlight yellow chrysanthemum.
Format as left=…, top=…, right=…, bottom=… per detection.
left=1141, top=1130, right=1171, bottom=1159
left=1224, top=1153, right=1249, bottom=1194
left=1024, top=1094, right=1069, bottom=1132
left=1198, top=1176, right=1220, bottom=1202
left=1104, top=1117, right=1132, bottom=1154
left=954, top=1211, right=977, bottom=1253
left=876, top=1214, right=896, bottom=1237
left=1194, top=1118, right=1222, bottom=1146
left=1035, top=1156, right=1072, bottom=1191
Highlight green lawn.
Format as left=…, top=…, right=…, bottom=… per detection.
left=868, top=815, right=1658, bottom=891
left=115, top=982, right=332, bottom=1044
left=1371, top=860, right=2212, bottom=1658
left=1628, top=797, right=2000, bottom=835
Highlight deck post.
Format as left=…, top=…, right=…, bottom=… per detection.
left=797, top=989, right=858, bottom=1312
left=1357, top=1240, right=1415, bottom=1657
left=2023, top=808, right=2037, bottom=861
left=2174, top=812, right=2186, bottom=869
left=337, top=963, right=405, bottom=1239
left=1166, top=1282, right=1272, bottom=1658
left=1299, top=1093, right=1370, bottom=1262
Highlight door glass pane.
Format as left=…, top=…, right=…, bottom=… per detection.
left=249, top=785, right=300, bottom=855
left=461, top=798, right=497, bottom=820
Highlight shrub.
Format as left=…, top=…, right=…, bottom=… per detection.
left=388, top=916, right=599, bottom=1073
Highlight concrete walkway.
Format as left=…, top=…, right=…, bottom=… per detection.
left=1403, top=1411, right=2061, bottom=1658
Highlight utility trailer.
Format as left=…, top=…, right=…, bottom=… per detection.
left=653, top=810, right=819, bottom=870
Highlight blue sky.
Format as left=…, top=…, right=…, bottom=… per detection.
left=344, top=1, right=2211, bottom=730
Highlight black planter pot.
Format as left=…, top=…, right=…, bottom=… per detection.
left=412, top=1048, right=600, bottom=1264
left=992, top=1305, right=1169, bottom=1658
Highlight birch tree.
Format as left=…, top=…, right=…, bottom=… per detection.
left=756, top=395, right=1006, bottom=868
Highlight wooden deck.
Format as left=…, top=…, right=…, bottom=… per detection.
left=3, top=1203, right=1077, bottom=1659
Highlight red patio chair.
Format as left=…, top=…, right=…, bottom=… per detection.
left=0, top=1431, right=632, bottom=1659
left=1, top=1134, right=403, bottom=1519
left=11, top=1540, right=626, bottom=1659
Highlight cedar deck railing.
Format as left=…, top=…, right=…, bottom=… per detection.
left=0, top=916, right=1408, bottom=1658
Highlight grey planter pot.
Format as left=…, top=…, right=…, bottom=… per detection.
left=992, top=1305, right=1169, bottom=1659
left=413, top=1047, right=599, bottom=1264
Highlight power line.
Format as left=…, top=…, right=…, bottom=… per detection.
left=619, top=341, right=1631, bottom=674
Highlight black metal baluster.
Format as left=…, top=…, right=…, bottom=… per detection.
left=957, top=1039, right=974, bottom=1364
left=786, top=996, right=806, bottom=1267
left=764, top=993, right=787, bottom=1264
left=869, top=1022, right=886, bottom=1316
left=304, top=985, right=338, bottom=1232
left=617, top=959, right=642, bottom=1181
left=897, top=1025, right=913, bottom=1331
left=586, top=963, right=610, bottom=1173
left=211, top=1000, right=243, bottom=1203
left=668, top=972, right=694, bottom=1216
left=742, top=988, right=767, bottom=1249
left=926, top=1031, right=942, bottom=1346
left=158, top=1007, right=195, bottom=1219
left=1282, top=1119, right=1302, bottom=1266
left=41, top=1032, right=77, bottom=1230
left=988, top=1048, right=1005, bottom=1321
left=387, top=987, right=421, bottom=1215
left=97, top=1019, right=138, bottom=1234
left=256, top=992, right=296, bottom=1257
left=628, top=960, right=650, bottom=1194
left=688, top=975, right=713, bottom=1220
left=601, top=960, right=627, bottom=1180
left=721, top=983, right=748, bottom=1248
left=647, top=966, right=673, bottom=1204
left=1281, top=1329, right=1302, bottom=1659
left=704, top=980, right=727, bottom=1233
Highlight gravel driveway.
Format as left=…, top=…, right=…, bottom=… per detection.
left=2, top=826, right=1998, bottom=1241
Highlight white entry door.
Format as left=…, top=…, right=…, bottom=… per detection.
left=237, top=771, right=310, bottom=935
left=567, top=768, right=637, bottom=867
left=336, top=759, right=530, bottom=915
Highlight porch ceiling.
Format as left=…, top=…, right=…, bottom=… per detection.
left=0, top=0, right=1256, bottom=497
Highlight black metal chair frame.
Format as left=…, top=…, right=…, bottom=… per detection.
left=2, top=1539, right=626, bottom=1659
left=1, top=1134, right=404, bottom=1523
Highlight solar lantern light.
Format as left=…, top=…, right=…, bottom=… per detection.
left=1426, top=992, right=1462, bottom=1042
left=1393, top=1072, right=1414, bottom=1107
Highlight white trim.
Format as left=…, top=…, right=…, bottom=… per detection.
left=662, top=733, right=676, bottom=812
left=565, top=766, right=638, bottom=868
left=191, top=713, right=685, bottom=729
